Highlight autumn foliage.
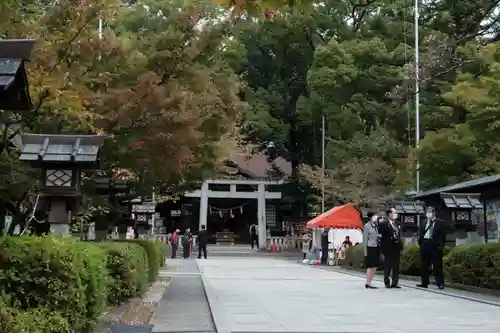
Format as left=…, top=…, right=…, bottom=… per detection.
left=0, top=0, right=243, bottom=196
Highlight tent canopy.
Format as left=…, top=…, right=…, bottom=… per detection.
left=306, top=204, right=362, bottom=229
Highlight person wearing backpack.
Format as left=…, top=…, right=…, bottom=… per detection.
left=249, top=223, right=258, bottom=249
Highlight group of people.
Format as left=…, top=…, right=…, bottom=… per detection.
left=169, top=225, right=209, bottom=259
left=301, top=230, right=354, bottom=264
left=363, top=206, right=446, bottom=290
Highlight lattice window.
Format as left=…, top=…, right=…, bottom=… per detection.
left=45, top=169, right=72, bottom=187
left=404, top=216, right=415, bottom=224
left=456, top=211, right=470, bottom=221
left=136, top=215, right=147, bottom=222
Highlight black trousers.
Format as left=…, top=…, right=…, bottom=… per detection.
left=171, top=244, right=177, bottom=259
left=321, top=246, right=328, bottom=264
left=383, top=250, right=400, bottom=287
left=197, top=244, right=207, bottom=259
left=420, top=240, right=444, bottom=286
left=251, top=235, right=258, bottom=249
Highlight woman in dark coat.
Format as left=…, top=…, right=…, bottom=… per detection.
left=182, top=230, right=191, bottom=258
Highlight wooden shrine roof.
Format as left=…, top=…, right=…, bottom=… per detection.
left=440, top=193, right=482, bottom=209
left=19, top=134, right=105, bottom=167
left=389, top=200, right=425, bottom=214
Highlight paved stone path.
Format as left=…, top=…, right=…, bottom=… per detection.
left=151, top=259, right=215, bottom=333
left=197, top=257, right=500, bottom=333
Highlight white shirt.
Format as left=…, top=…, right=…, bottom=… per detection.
left=389, top=219, right=396, bottom=230
left=389, top=219, right=399, bottom=236
left=424, top=218, right=434, bottom=239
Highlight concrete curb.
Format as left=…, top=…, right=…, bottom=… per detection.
left=327, top=266, right=500, bottom=307
left=197, top=259, right=230, bottom=333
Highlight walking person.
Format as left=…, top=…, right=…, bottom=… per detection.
left=170, top=229, right=180, bottom=259
left=364, top=212, right=381, bottom=289
left=197, top=225, right=208, bottom=259
left=380, top=208, right=403, bottom=288
left=301, top=233, right=312, bottom=259
left=417, top=206, right=446, bottom=289
left=249, top=223, right=259, bottom=249
left=186, top=228, right=193, bottom=256
left=181, top=229, right=191, bottom=259
left=320, top=228, right=330, bottom=265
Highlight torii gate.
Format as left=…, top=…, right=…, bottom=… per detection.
left=185, top=179, right=283, bottom=247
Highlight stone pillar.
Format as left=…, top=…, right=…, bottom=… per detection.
left=199, top=181, right=209, bottom=231
left=48, top=200, right=70, bottom=236
left=257, top=183, right=266, bottom=249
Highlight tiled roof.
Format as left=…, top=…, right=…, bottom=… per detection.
left=230, top=152, right=292, bottom=180
left=440, top=193, right=483, bottom=209
left=413, top=174, right=500, bottom=198
left=19, top=134, right=105, bottom=167
left=389, top=201, right=425, bottom=214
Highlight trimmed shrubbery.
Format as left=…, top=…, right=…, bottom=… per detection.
left=116, top=239, right=167, bottom=283
left=0, top=297, right=70, bottom=333
left=0, top=235, right=167, bottom=333
left=344, top=242, right=499, bottom=290
left=97, top=241, right=149, bottom=304
left=445, top=242, right=500, bottom=290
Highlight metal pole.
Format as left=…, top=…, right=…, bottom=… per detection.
left=98, top=15, right=103, bottom=61
left=98, top=17, right=103, bottom=39
left=321, top=113, right=325, bottom=213
left=414, top=0, right=420, bottom=193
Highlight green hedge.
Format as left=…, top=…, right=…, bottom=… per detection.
left=445, top=243, right=500, bottom=290
left=0, top=236, right=162, bottom=332
left=344, top=243, right=365, bottom=269
left=97, top=242, right=149, bottom=304
left=116, top=239, right=167, bottom=283
left=0, top=297, right=70, bottom=333
left=0, top=236, right=109, bottom=333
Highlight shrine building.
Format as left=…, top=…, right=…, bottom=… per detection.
left=155, top=146, right=293, bottom=246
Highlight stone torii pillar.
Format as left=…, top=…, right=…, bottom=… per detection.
left=257, top=183, right=266, bottom=249
left=199, top=182, right=209, bottom=231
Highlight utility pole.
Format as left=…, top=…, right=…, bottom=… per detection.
left=414, top=0, right=420, bottom=193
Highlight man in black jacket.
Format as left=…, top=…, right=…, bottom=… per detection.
left=197, top=225, right=208, bottom=259
left=417, top=206, right=446, bottom=289
left=320, top=228, right=330, bottom=265
left=380, top=208, right=403, bottom=288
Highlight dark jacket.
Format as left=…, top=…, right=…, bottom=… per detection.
left=418, top=217, right=446, bottom=250
left=321, top=230, right=329, bottom=249
left=197, top=229, right=208, bottom=246
left=379, top=219, right=403, bottom=254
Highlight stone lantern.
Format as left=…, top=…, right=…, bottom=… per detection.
left=19, top=134, right=105, bottom=235
left=85, top=177, right=132, bottom=240
left=388, top=200, right=425, bottom=244
left=0, top=39, right=36, bottom=232
left=132, top=202, right=155, bottom=238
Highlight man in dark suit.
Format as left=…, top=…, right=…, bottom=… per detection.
left=417, top=206, right=446, bottom=289
left=196, top=225, right=208, bottom=259
left=320, top=228, right=330, bottom=265
left=380, top=208, right=403, bottom=288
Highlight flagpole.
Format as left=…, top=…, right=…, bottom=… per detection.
left=98, top=14, right=103, bottom=61
left=414, top=0, right=420, bottom=193
left=321, top=112, right=325, bottom=213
